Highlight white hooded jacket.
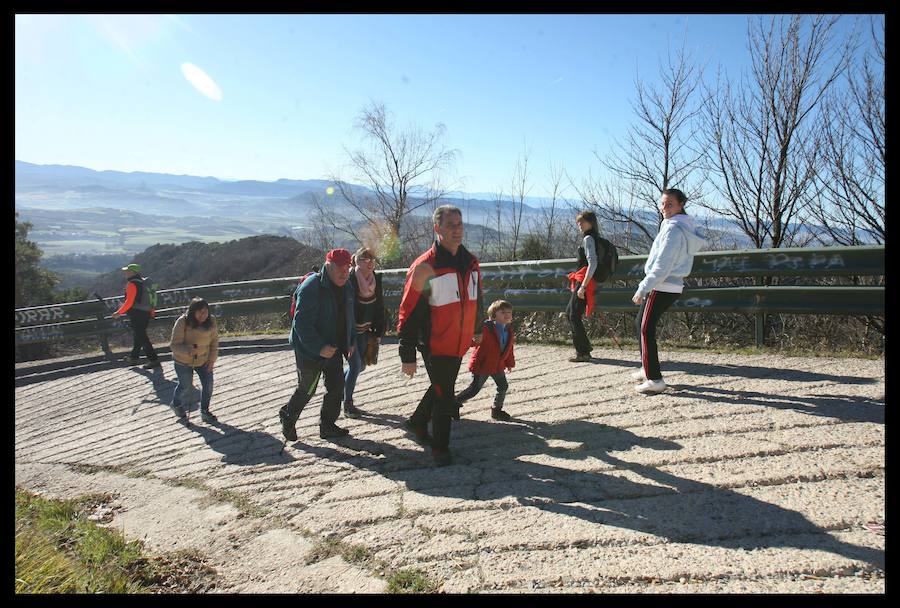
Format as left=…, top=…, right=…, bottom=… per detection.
left=635, top=214, right=707, bottom=298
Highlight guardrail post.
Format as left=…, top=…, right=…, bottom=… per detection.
left=93, top=293, right=113, bottom=360
left=755, top=312, right=765, bottom=348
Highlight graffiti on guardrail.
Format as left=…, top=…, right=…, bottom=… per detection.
left=807, top=253, right=846, bottom=270
left=766, top=252, right=845, bottom=270
left=625, top=263, right=645, bottom=277
left=677, top=297, right=714, bottom=308
left=15, top=307, right=68, bottom=325
left=16, top=324, right=66, bottom=343
left=156, top=290, right=197, bottom=308
left=220, top=288, right=270, bottom=299
left=483, top=268, right=571, bottom=282
left=699, top=255, right=751, bottom=273
left=502, top=288, right=566, bottom=297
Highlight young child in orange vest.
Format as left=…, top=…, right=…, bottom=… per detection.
left=454, top=299, right=516, bottom=421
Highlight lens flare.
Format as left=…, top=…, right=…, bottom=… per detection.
left=180, top=62, right=223, bottom=101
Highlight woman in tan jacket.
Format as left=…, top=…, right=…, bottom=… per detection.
left=169, top=297, right=219, bottom=422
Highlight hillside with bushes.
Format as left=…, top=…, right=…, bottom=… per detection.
left=91, top=235, right=324, bottom=299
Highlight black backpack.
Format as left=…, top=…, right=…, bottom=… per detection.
left=593, top=236, right=619, bottom=283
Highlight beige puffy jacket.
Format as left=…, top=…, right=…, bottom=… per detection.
left=170, top=314, right=219, bottom=368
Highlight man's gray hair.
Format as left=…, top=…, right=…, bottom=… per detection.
left=433, top=204, right=462, bottom=227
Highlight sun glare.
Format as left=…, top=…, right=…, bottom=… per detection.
left=180, top=62, right=223, bottom=102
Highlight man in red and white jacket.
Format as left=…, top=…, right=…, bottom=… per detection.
left=399, top=204, right=483, bottom=467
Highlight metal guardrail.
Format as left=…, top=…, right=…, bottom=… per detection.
left=15, top=245, right=884, bottom=348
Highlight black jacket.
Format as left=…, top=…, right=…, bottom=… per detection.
left=349, top=268, right=386, bottom=337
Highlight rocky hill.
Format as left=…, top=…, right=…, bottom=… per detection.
left=91, top=235, right=324, bottom=298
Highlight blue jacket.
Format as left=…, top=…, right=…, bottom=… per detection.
left=289, top=270, right=356, bottom=362
left=635, top=213, right=707, bottom=298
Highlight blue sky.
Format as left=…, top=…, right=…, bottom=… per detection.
left=15, top=14, right=876, bottom=200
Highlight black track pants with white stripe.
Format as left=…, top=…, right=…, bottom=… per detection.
left=634, top=290, right=680, bottom=381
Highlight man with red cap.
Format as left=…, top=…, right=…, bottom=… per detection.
left=279, top=248, right=357, bottom=442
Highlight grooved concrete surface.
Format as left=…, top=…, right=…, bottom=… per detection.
left=15, top=340, right=885, bottom=593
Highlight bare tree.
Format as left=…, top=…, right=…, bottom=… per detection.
left=323, top=101, right=458, bottom=265
left=700, top=15, right=853, bottom=249
left=571, top=168, right=649, bottom=255
left=816, top=15, right=884, bottom=245
left=527, top=161, right=568, bottom=258
left=492, top=187, right=505, bottom=260
left=507, top=145, right=532, bottom=260
left=599, top=42, right=707, bottom=243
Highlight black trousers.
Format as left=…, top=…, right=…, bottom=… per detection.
left=566, top=285, right=591, bottom=355
left=409, top=354, right=462, bottom=451
left=455, top=372, right=508, bottom=410
left=127, top=309, right=158, bottom=361
left=635, top=290, right=680, bottom=381
left=281, top=349, right=343, bottom=426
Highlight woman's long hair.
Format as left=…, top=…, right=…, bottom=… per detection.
left=575, top=210, right=601, bottom=241
left=185, top=297, right=212, bottom=329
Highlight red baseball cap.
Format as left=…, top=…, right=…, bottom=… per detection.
left=326, top=248, right=352, bottom=266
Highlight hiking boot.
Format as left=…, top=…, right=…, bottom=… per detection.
left=343, top=400, right=362, bottom=419
left=200, top=409, right=218, bottom=424
left=568, top=354, right=592, bottom=363
left=432, top=447, right=452, bottom=467
left=169, top=403, right=186, bottom=419
left=403, top=419, right=432, bottom=446
left=319, top=423, right=350, bottom=439
left=280, top=410, right=298, bottom=442
left=142, top=359, right=161, bottom=369
left=491, top=408, right=512, bottom=421
left=122, top=355, right=141, bottom=365
left=635, top=379, right=668, bottom=395
left=630, top=369, right=647, bottom=381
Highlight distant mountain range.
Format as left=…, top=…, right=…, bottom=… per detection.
left=14, top=160, right=541, bottom=222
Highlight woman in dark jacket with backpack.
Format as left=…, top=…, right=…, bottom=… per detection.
left=342, top=247, right=386, bottom=418
left=566, top=210, right=602, bottom=362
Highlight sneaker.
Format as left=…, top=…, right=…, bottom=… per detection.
left=432, top=447, right=452, bottom=467
left=491, top=408, right=512, bottom=421
left=142, top=360, right=161, bottom=369
left=319, top=423, right=350, bottom=439
left=403, top=419, right=432, bottom=446
left=568, top=354, right=592, bottom=362
left=630, top=369, right=647, bottom=381
left=169, top=403, right=186, bottom=419
left=200, top=410, right=218, bottom=424
left=343, top=400, right=362, bottom=419
left=280, top=410, right=298, bottom=442
left=122, top=355, right=141, bottom=365
left=635, top=379, right=668, bottom=395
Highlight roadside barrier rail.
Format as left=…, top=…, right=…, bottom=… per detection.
left=15, top=245, right=884, bottom=351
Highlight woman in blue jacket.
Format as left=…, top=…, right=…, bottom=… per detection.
left=631, top=189, right=706, bottom=395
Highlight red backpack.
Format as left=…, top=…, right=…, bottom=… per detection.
left=289, top=271, right=317, bottom=319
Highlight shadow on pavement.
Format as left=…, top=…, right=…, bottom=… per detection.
left=129, top=367, right=295, bottom=465
left=670, top=385, right=885, bottom=425
left=186, top=419, right=296, bottom=465
left=587, top=356, right=879, bottom=385
left=289, top=411, right=884, bottom=570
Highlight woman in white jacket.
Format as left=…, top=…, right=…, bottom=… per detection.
left=631, top=189, right=706, bottom=394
